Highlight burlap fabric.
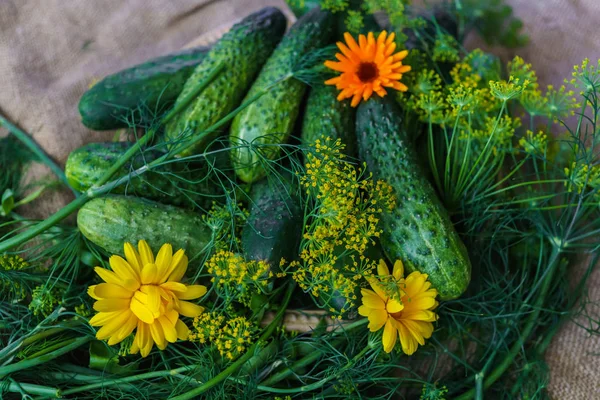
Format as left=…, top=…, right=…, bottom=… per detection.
left=0, top=0, right=599, bottom=397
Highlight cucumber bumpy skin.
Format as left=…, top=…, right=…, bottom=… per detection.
left=77, top=195, right=211, bottom=259
left=241, top=176, right=302, bottom=270
left=356, top=96, right=471, bottom=300
left=230, top=8, right=335, bottom=183
left=165, top=7, right=287, bottom=157
left=65, top=142, right=221, bottom=209
left=79, top=46, right=210, bottom=131
left=301, top=84, right=356, bottom=158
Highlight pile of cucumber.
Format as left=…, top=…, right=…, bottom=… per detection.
left=73, top=6, right=470, bottom=301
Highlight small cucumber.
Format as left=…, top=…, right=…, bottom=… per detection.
left=79, top=46, right=209, bottom=130
left=301, top=84, right=356, bottom=158
left=78, top=195, right=210, bottom=259
left=230, top=8, right=335, bottom=183
left=65, top=142, right=221, bottom=209
left=242, top=175, right=302, bottom=270
left=356, top=97, right=471, bottom=300
left=165, top=7, right=287, bottom=157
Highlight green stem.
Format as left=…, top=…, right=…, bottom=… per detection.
left=92, top=62, right=225, bottom=188
left=0, top=113, right=77, bottom=196
left=261, top=318, right=368, bottom=387
left=59, top=365, right=196, bottom=396
left=23, top=337, right=79, bottom=360
left=169, top=283, right=296, bottom=400
left=257, top=344, right=372, bottom=394
left=5, top=381, right=60, bottom=397
left=0, top=336, right=92, bottom=379
left=454, top=248, right=561, bottom=400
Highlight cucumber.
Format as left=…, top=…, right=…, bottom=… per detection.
left=165, top=7, right=287, bottom=157
left=301, top=84, right=356, bottom=158
left=230, top=8, right=335, bottom=183
left=78, top=195, right=211, bottom=259
left=242, top=175, right=302, bottom=270
left=65, top=142, right=221, bottom=209
left=356, top=97, right=471, bottom=300
left=79, top=46, right=210, bottom=130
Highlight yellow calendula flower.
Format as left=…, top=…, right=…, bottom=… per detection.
left=324, top=31, right=411, bottom=107
left=88, top=240, right=206, bottom=357
left=358, top=259, right=438, bottom=355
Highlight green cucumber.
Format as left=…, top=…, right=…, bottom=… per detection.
left=165, top=7, right=287, bottom=157
left=79, top=46, right=210, bottom=130
left=301, top=84, right=356, bottom=158
left=78, top=195, right=210, bottom=259
left=356, top=97, right=471, bottom=300
left=65, top=142, right=221, bottom=209
left=230, top=8, right=335, bottom=183
left=242, top=175, right=302, bottom=270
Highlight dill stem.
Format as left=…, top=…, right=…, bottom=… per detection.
left=260, top=318, right=369, bottom=387
left=454, top=248, right=561, bottom=400
left=92, top=62, right=225, bottom=188
left=4, top=381, right=60, bottom=397
left=0, top=113, right=77, bottom=197
left=256, top=344, right=372, bottom=394
left=0, top=336, right=91, bottom=379
left=169, top=283, right=296, bottom=400
left=58, top=365, right=196, bottom=396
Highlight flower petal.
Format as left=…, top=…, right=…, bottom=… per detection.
left=95, top=310, right=132, bottom=340
left=94, top=283, right=134, bottom=299
left=161, top=281, right=187, bottom=293
left=89, top=311, right=121, bottom=326
left=392, top=260, right=404, bottom=280
left=124, top=242, right=142, bottom=273
left=155, top=243, right=173, bottom=276
left=386, top=299, right=403, bottom=314
left=141, top=263, right=159, bottom=285
left=361, top=289, right=385, bottom=310
left=382, top=319, right=397, bottom=353
left=168, top=254, right=188, bottom=282
left=177, top=285, right=206, bottom=300
left=158, top=316, right=178, bottom=343
left=109, top=255, right=139, bottom=282
left=149, top=320, right=166, bottom=350
left=175, top=319, right=190, bottom=340
left=94, top=298, right=130, bottom=312
left=137, top=240, right=154, bottom=266
left=397, top=321, right=418, bottom=355
left=177, top=301, right=204, bottom=318
left=88, top=285, right=101, bottom=300
left=108, top=312, right=138, bottom=345
left=130, top=297, right=154, bottom=324
left=367, top=309, right=388, bottom=332
left=377, top=259, right=390, bottom=276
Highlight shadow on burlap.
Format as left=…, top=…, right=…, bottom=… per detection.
left=0, top=0, right=599, bottom=397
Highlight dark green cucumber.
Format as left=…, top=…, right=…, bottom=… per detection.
left=242, top=175, right=302, bottom=270
left=78, top=195, right=210, bottom=259
left=65, top=142, right=221, bottom=209
left=230, top=8, right=335, bottom=183
left=79, top=46, right=210, bottom=130
left=301, top=84, right=356, bottom=158
left=165, top=7, right=287, bottom=157
left=356, top=97, right=471, bottom=300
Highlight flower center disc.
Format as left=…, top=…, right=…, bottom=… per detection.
left=356, top=62, right=379, bottom=83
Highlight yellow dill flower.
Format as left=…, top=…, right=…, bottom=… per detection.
left=569, top=58, right=600, bottom=94
left=190, top=313, right=257, bottom=361
left=519, top=130, right=547, bottom=156
left=545, top=85, right=578, bottom=119
left=432, top=33, right=460, bottom=63
left=325, top=31, right=411, bottom=107
left=358, top=259, right=438, bottom=355
left=564, top=162, right=600, bottom=195
left=88, top=240, right=206, bottom=357
left=205, top=250, right=271, bottom=307
left=489, top=76, right=529, bottom=102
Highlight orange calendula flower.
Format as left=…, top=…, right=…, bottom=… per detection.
left=324, top=31, right=411, bottom=107
left=358, top=259, right=438, bottom=355
left=88, top=240, right=206, bottom=357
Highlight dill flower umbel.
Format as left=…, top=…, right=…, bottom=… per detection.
left=190, top=313, right=257, bottom=361
left=358, top=259, right=438, bottom=355
left=88, top=240, right=206, bottom=357
left=325, top=31, right=411, bottom=107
